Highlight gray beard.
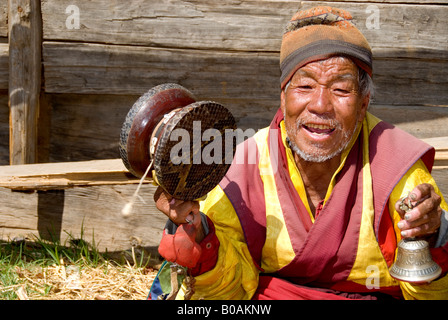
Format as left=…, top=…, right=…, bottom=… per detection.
left=286, top=119, right=359, bottom=163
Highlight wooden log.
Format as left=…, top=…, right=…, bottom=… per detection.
left=0, top=184, right=165, bottom=253
left=40, top=1, right=448, bottom=58
left=8, top=0, right=42, bottom=164
left=47, top=92, right=276, bottom=163
left=42, top=42, right=280, bottom=98
left=43, top=91, right=447, bottom=163
left=41, top=0, right=295, bottom=51
left=368, top=105, right=448, bottom=139
left=412, top=136, right=448, bottom=195
left=42, top=41, right=448, bottom=106
left=422, top=136, right=448, bottom=167
left=0, top=0, right=7, bottom=37
left=0, top=94, right=8, bottom=165
left=432, top=166, right=448, bottom=198
left=0, top=43, right=8, bottom=90
left=0, top=159, right=164, bottom=252
left=0, top=159, right=147, bottom=191
left=422, top=137, right=448, bottom=152
left=324, top=0, right=447, bottom=3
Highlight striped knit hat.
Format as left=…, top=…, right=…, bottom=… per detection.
left=280, top=6, right=372, bottom=89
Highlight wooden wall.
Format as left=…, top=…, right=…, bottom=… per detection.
left=0, top=0, right=447, bottom=253
left=0, top=0, right=446, bottom=165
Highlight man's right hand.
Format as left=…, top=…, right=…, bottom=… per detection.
left=153, top=186, right=205, bottom=242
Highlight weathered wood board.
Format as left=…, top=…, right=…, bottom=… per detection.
left=0, top=184, right=165, bottom=253
left=45, top=91, right=448, bottom=164
left=40, top=1, right=448, bottom=56
left=0, top=94, right=9, bottom=165
left=0, top=42, right=7, bottom=90
left=0, top=159, right=139, bottom=190
left=0, top=0, right=7, bottom=38
left=431, top=166, right=448, bottom=198
left=0, top=159, right=165, bottom=252
left=8, top=0, right=42, bottom=164
left=42, top=42, right=448, bottom=106
left=0, top=159, right=165, bottom=253
left=41, top=0, right=294, bottom=51
left=369, top=105, right=448, bottom=139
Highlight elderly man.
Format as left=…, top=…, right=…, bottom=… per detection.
left=151, top=6, right=448, bottom=300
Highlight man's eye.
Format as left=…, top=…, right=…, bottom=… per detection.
left=299, top=85, right=312, bottom=90
left=334, top=88, right=350, bottom=94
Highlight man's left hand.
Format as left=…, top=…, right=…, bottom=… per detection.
left=395, top=183, right=442, bottom=240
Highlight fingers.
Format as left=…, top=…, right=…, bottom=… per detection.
left=409, top=183, right=434, bottom=203
left=397, top=189, right=442, bottom=238
left=154, top=186, right=201, bottom=226
left=394, top=184, right=433, bottom=220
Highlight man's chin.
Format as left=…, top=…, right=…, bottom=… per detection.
left=292, top=146, right=343, bottom=163
left=288, top=137, right=348, bottom=163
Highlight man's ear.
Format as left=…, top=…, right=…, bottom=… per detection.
left=280, top=89, right=286, bottom=115
left=358, top=94, right=370, bottom=122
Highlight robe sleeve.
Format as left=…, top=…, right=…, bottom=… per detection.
left=388, top=159, right=448, bottom=300
left=176, top=184, right=260, bottom=300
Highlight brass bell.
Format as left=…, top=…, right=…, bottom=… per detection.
left=389, top=193, right=442, bottom=283
left=389, top=238, right=442, bottom=283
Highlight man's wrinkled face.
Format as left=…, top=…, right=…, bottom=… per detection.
left=280, top=57, right=369, bottom=163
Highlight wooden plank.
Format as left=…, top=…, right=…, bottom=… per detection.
left=432, top=166, right=448, bottom=198
left=372, top=57, right=448, bottom=106
left=0, top=95, right=8, bottom=165
left=0, top=158, right=127, bottom=177
left=422, top=136, right=448, bottom=167
left=42, top=41, right=447, bottom=107
left=422, top=137, right=448, bottom=151
left=368, top=105, right=448, bottom=139
left=0, top=42, right=8, bottom=90
left=0, top=159, right=149, bottom=190
left=326, top=0, right=448, bottom=3
left=41, top=0, right=295, bottom=51
left=48, top=93, right=151, bottom=163
left=37, top=93, right=51, bottom=163
left=44, top=93, right=446, bottom=163
left=0, top=0, right=7, bottom=37
left=8, top=0, right=42, bottom=164
left=0, top=184, right=165, bottom=252
left=42, top=42, right=280, bottom=98
left=47, top=94, right=276, bottom=164
left=2, top=152, right=445, bottom=191
left=0, top=159, right=163, bottom=252
left=41, top=1, right=448, bottom=58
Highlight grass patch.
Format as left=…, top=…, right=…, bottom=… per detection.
left=0, top=231, right=157, bottom=300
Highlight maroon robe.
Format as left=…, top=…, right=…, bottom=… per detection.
left=219, top=109, right=437, bottom=299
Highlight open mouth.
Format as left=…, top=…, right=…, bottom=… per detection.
left=303, top=123, right=336, bottom=135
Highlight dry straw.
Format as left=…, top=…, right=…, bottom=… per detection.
left=10, top=260, right=157, bottom=300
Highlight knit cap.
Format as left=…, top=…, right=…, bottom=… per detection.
left=280, top=6, right=372, bottom=89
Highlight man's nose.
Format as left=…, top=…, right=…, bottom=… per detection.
left=307, top=87, right=333, bottom=115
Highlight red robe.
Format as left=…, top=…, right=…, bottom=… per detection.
left=219, top=109, right=441, bottom=299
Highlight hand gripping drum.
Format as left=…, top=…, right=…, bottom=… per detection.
left=119, top=83, right=237, bottom=201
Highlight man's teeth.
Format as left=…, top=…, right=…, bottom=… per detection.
left=306, top=124, right=334, bottom=130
